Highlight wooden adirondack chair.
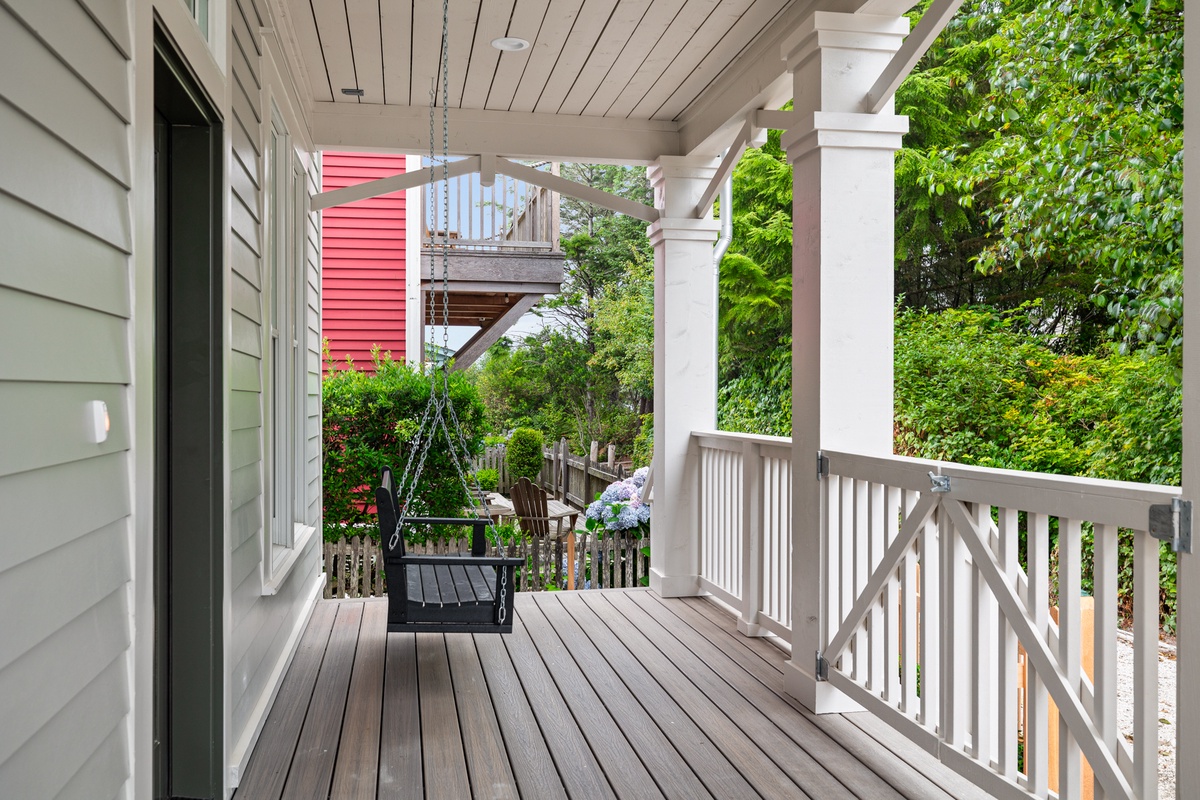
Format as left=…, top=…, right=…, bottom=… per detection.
left=510, top=477, right=574, bottom=590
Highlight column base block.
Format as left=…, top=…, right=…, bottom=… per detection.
left=649, top=569, right=701, bottom=597
left=737, top=616, right=770, bottom=637
left=783, top=658, right=863, bottom=714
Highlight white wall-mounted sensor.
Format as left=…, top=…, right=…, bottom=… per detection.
left=87, top=400, right=110, bottom=444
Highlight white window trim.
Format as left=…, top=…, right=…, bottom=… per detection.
left=260, top=45, right=318, bottom=594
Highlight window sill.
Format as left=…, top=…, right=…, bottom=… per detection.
left=261, top=523, right=318, bottom=596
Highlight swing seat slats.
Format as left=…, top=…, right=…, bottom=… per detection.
left=377, top=468, right=523, bottom=634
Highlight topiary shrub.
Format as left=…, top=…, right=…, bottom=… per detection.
left=474, top=468, right=499, bottom=493
left=506, top=428, right=545, bottom=481
left=322, top=347, right=486, bottom=540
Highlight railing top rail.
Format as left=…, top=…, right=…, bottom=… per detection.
left=824, top=448, right=1181, bottom=529
left=693, top=429, right=792, bottom=448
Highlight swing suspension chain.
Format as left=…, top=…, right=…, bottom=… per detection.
left=391, top=0, right=504, bottom=555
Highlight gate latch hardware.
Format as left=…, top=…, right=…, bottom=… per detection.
left=1149, top=497, right=1192, bottom=554
left=815, top=651, right=829, bottom=681
left=928, top=471, right=951, bottom=494
left=817, top=452, right=830, bottom=480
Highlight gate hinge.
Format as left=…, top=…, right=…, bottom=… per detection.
left=817, top=451, right=829, bottom=480
left=1149, top=497, right=1192, bottom=554
left=815, top=651, right=829, bottom=681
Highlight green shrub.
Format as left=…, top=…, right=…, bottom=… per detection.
left=474, top=468, right=499, bottom=493
left=322, top=347, right=486, bottom=540
left=506, top=428, right=545, bottom=480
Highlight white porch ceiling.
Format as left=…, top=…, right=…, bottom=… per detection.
left=276, top=0, right=916, bottom=162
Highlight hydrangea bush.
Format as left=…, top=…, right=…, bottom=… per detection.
left=585, top=467, right=651, bottom=537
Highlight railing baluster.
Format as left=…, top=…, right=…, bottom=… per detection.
left=997, top=507, right=1020, bottom=780
left=1133, top=529, right=1159, bottom=800
left=740, top=440, right=764, bottom=635
left=867, top=480, right=885, bottom=692
left=1058, top=517, right=1082, bottom=798
left=1092, top=522, right=1118, bottom=800
left=1027, top=511, right=1050, bottom=797
left=973, top=503, right=995, bottom=765
left=901, top=489, right=919, bottom=717
left=920, top=501, right=941, bottom=731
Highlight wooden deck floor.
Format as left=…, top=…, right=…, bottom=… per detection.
left=235, top=590, right=990, bottom=800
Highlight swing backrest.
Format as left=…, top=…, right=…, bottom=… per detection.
left=377, top=466, right=404, bottom=557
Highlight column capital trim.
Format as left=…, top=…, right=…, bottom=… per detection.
left=648, top=217, right=722, bottom=246
left=783, top=111, right=909, bottom=160
left=647, top=155, right=722, bottom=188
left=782, top=12, right=909, bottom=71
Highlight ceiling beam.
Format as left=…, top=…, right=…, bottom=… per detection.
left=496, top=158, right=660, bottom=223
left=862, top=0, right=965, bottom=114
left=311, top=157, right=480, bottom=211
left=309, top=103, right=681, bottom=165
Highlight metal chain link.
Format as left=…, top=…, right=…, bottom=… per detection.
left=389, top=0, right=504, bottom=555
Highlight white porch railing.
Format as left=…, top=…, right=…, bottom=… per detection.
left=423, top=160, right=560, bottom=252
left=695, top=431, right=793, bottom=640
left=692, top=431, right=1183, bottom=800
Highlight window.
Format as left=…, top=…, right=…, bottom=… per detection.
left=180, top=0, right=209, bottom=40
left=264, top=101, right=312, bottom=584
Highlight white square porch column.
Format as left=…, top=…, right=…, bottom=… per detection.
left=647, top=156, right=721, bottom=597
left=781, top=11, right=909, bottom=712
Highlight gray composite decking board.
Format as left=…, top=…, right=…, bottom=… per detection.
left=329, top=600, right=387, bottom=800
left=378, top=632, right=423, bottom=799
left=282, top=601, right=364, bottom=800
left=236, top=601, right=338, bottom=800
left=630, top=591, right=911, bottom=800
left=443, top=635, right=520, bottom=800
left=604, top=591, right=867, bottom=799
left=472, top=633, right=569, bottom=800
left=515, top=597, right=666, bottom=800
left=522, top=595, right=693, bottom=800
left=236, top=593, right=997, bottom=800
left=667, top=594, right=967, bottom=800
left=551, top=593, right=762, bottom=800
left=416, top=633, right=472, bottom=800
left=577, top=593, right=810, bottom=799
left=535, top=593, right=736, bottom=800
left=502, top=601, right=619, bottom=800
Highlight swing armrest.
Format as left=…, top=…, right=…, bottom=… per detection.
left=399, top=515, right=495, bottom=556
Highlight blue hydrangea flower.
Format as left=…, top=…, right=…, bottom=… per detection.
left=631, top=467, right=649, bottom=488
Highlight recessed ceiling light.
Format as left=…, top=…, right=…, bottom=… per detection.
left=341, top=87, right=365, bottom=96
left=491, top=37, right=530, bottom=52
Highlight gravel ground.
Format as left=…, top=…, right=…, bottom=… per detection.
left=1116, top=632, right=1176, bottom=798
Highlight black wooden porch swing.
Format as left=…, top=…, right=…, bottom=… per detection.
left=374, top=0, right=521, bottom=634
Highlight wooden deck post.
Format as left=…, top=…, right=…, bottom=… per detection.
left=781, top=11, right=909, bottom=713
left=647, top=156, right=721, bottom=598
left=1179, top=7, right=1199, bottom=795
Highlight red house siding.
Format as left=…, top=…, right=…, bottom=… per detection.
left=321, top=152, right=410, bottom=373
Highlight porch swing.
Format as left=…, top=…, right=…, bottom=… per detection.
left=375, top=0, right=522, bottom=634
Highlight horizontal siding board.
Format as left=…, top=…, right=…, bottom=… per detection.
left=0, top=586, right=128, bottom=765
left=231, top=527, right=262, bottom=595
left=230, top=156, right=261, bottom=224
left=0, top=193, right=129, bottom=318
left=0, top=653, right=128, bottom=798
left=0, top=453, right=129, bottom=574
left=0, top=100, right=131, bottom=252
left=231, top=190, right=262, bottom=255
left=231, top=493, right=263, bottom=551
left=233, top=0, right=262, bottom=58
left=232, top=271, right=264, bottom=323
left=230, top=461, right=263, bottom=510
left=0, top=7, right=131, bottom=186
left=232, top=350, right=263, bottom=392
left=4, top=0, right=131, bottom=122
left=75, top=0, right=132, bottom=58
left=0, top=382, right=129, bottom=479
left=233, top=35, right=261, bottom=94
left=0, top=287, right=129, bottom=383
left=0, top=520, right=130, bottom=672
left=54, top=721, right=129, bottom=800
left=232, top=114, right=262, bottom=188
left=230, top=389, right=264, bottom=431
left=232, top=236, right=263, bottom=289
left=230, top=426, right=262, bottom=472
left=233, top=67, right=261, bottom=128
left=232, top=309, right=264, bottom=358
